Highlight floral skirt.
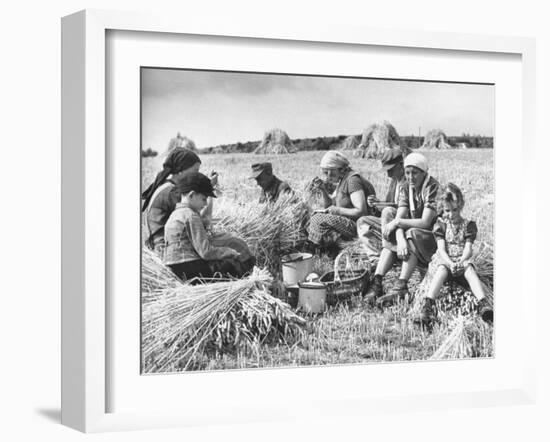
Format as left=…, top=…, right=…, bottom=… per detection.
left=307, top=213, right=357, bottom=247
left=427, top=252, right=474, bottom=284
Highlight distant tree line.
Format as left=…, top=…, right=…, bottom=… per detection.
left=449, top=134, right=494, bottom=148
left=200, top=133, right=493, bottom=154
left=402, top=135, right=493, bottom=149
left=201, top=135, right=349, bottom=154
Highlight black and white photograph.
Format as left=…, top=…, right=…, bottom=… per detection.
left=140, top=68, right=494, bottom=373
left=4, top=0, right=547, bottom=439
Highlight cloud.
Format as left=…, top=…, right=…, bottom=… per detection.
left=141, top=68, right=494, bottom=149
left=141, top=68, right=321, bottom=99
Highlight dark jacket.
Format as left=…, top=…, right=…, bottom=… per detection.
left=259, top=176, right=293, bottom=203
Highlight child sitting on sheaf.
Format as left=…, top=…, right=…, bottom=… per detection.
left=163, top=172, right=255, bottom=282
left=414, top=183, right=493, bottom=329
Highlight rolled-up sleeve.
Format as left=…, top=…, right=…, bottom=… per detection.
left=397, top=184, right=409, bottom=208
left=187, top=213, right=236, bottom=260
left=423, top=180, right=439, bottom=212
left=347, top=175, right=364, bottom=193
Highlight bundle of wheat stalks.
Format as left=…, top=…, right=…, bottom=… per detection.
left=430, top=315, right=492, bottom=360
left=410, top=241, right=494, bottom=316
left=142, top=247, right=181, bottom=296
left=212, top=192, right=310, bottom=274
left=142, top=267, right=306, bottom=373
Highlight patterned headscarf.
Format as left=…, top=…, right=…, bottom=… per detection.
left=319, top=150, right=350, bottom=170
left=141, top=147, right=201, bottom=211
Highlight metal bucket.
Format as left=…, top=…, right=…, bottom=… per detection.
left=281, top=253, right=313, bottom=285
left=297, top=282, right=327, bottom=314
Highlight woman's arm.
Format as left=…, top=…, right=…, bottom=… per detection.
left=329, top=190, right=367, bottom=220
left=382, top=206, right=408, bottom=239
left=395, top=207, right=437, bottom=230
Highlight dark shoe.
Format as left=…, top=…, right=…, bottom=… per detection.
left=377, top=279, right=408, bottom=307
left=364, top=274, right=383, bottom=304
left=414, top=297, right=437, bottom=330
left=326, top=244, right=341, bottom=260
left=477, top=297, right=493, bottom=324
left=303, top=241, right=318, bottom=255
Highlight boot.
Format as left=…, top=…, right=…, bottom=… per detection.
left=414, top=297, right=437, bottom=329
left=364, top=274, right=383, bottom=304
left=477, top=297, right=493, bottom=324
left=377, top=278, right=408, bottom=307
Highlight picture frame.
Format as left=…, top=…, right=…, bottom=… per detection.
left=61, top=9, right=537, bottom=433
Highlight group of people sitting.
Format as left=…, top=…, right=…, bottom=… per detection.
left=142, top=146, right=493, bottom=328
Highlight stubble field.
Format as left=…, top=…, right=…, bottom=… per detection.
left=142, top=149, right=494, bottom=371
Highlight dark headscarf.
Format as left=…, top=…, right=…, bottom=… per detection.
left=141, top=148, right=201, bottom=211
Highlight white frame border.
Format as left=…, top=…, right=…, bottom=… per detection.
left=61, top=9, right=537, bottom=433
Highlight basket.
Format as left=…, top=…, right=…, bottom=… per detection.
left=320, top=250, right=371, bottom=306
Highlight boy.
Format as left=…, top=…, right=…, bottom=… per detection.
left=163, top=172, right=253, bottom=281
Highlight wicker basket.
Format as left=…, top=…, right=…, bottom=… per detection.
left=320, top=250, right=371, bottom=306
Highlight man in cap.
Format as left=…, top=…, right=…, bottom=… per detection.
left=356, top=148, right=406, bottom=259
left=365, top=152, right=440, bottom=307
left=249, top=162, right=293, bottom=203
left=372, top=148, right=406, bottom=211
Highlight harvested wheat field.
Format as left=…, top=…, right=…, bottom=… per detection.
left=141, top=149, right=494, bottom=372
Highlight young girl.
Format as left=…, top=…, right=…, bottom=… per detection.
left=415, top=183, right=493, bottom=327
left=163, top=172, right=255, bottom=282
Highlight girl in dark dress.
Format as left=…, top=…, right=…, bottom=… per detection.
left=415, top=183, right=493, bottom=327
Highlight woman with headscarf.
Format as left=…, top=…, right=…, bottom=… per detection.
left=142, top=147, right=210, bottom=256
left=142, top=147, right=255, bottom=271
left=307, top=150, right=376, bottom=251
left=365, top=152, right=440, bottom=307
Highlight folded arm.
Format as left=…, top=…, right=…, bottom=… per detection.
left=395, top=207, right=437, bottom=230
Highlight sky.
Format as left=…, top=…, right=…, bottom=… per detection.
left=141, top=68, right=494, bottom=152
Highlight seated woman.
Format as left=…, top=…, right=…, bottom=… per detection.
left=365, top=152, right=440, bottom=306
left=307, top=150, right=376, bottom=252
left=141, top=147, right=216, bottom=256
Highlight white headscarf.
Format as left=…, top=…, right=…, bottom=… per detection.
left=404, top=153, right=430, bottom=215
left=404, top=152, right=428, bottom=173
left=320, top=150, right=350, bottom=169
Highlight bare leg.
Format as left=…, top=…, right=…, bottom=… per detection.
left=375, top=248, right=395, bottom=276
left=425, top=266, right=449, bottom=299
left=463, top=265, right=486, bottom=300
left=399, top=252, right=418, bottom=281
